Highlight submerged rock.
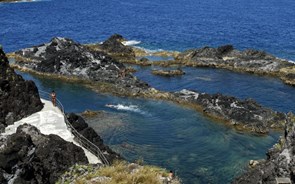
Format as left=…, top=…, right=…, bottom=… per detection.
left=66, top=113, right=123, bottom=163
left=152, top=69, right=185, bottom=77
left=0, top=48, right=43, bottom=132
left=233, top=113, right=295, bottom=183
left=173, top=89, right=286, bottom=134
left=0, top=124, right=88, bottom=184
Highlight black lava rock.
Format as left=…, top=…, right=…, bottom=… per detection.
left=0, top=48, right=43, bottom=132
left=66, top=113, right=123, bottom=163
left=0, top=124, right=88, bottom=184
left=174, top=89, right=286, bottom=134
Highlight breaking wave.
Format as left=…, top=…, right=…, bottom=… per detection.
left=122, top=40, right=141, bottom=46
left=106, top=104, right=147, bottom=115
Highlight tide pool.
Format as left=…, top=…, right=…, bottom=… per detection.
left=19, top=71, right=281, bottom=184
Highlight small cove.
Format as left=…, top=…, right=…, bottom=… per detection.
left=2, top=0, right=295, bottom=182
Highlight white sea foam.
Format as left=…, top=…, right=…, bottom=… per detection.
left=122, top=40, right=141, bottom=46
left=106, top=104, right=147, bottom=115
left=134, top=46, right=164, bottom=53
left=288, top=60, right=295, bottom=64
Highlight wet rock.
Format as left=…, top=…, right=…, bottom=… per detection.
left=233, top=113, right=295, bottom=183
left=66, top=113, right=123, bottom=163
left=0, top=124, right=88, bottom=184
left=0, top=48, right=43, bottom=132
left=174, top=89, right=286, bottom=134
left=139, top=57, right=149, bottom=62
left=152, top=69, right=185, bottom=77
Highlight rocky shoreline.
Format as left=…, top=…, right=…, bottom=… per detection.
left=66, top=113, right=123, bottom=163
left=3, top=34, right=295, bottom=183
left=0, top=47, right=43, bottom=133
left=233, top=113, right=295, bottom=183
left=86, top=35, right=295, bottom=87
left=7, top=37, right=289, bottom=134
left=0, top=124, right=88, bottom=183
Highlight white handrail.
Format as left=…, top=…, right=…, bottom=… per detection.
left=38, top=90, right=110, bottom=166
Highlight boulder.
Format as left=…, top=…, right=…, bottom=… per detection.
left=0, top=48, right=43, bottom=132
left=0, top=124, right=88, bottom=184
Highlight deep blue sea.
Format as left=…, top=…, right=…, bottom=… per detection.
left=1, top=0, right=295, bottom=183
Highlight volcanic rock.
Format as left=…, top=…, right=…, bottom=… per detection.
left=101, top=34, right=134, bottom=57
left=176, top=45, right=294, bottom=74
left=66, top=113, right=122, bottom=163
left=233, top=113, right=295, bottom=183
left=11, top=37, right=150, bottom=96
left=0, top=124, right=88, bottom=184
left=0, top=48, right=43, bottom=132
left=152, top=68, right=185, bottom=77
left=174, top=89, right=286, bottom=133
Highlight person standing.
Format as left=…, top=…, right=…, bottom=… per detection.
left=51, top=90, right=56, bottom=106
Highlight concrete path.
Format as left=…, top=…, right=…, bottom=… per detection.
left=2, top=99, right=101, bottom=164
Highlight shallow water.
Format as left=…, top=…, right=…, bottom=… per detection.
left=2, top=0, right=295, bottom=183
left=19, top=71, right=281, bottom=184
left=134, top=66, right=295, bottom=113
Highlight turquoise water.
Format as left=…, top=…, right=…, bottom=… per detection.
left=19, top=71, right=282, bottom=184
left=2, top=0, right=295, bottom=183
left=134, top=66, right=295, bottom=113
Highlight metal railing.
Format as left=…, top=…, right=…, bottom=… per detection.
left=38, top=90, right=110, bottom=166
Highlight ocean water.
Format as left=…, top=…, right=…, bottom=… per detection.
left=2, top=0, right=295, bottom=183
left=19, top=71, right=281, bottom=184
left=1, top=0, right=295, bottom=61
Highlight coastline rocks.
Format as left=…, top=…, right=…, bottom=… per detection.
left=233, top=113, right=295, bottom=183
left=86, top=34, right=136, bottom=62
left=173, top=89, right=286, bottom=133
left=152, top=68, right=185, bottom=77
left=176, top=45, right=294, bottom=74
left=10, top=37, right=150, bottom=96
left=101, top=34, right=135, bottom=60
left=0, top=48, right=43, bottom=132
left=0, top=124, right=88, bottom=184
left=66, top=113, right=122, bottom=163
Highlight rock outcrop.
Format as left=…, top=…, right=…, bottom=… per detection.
left=66, top=113, right=122, bottom=163
left=10, top=37, right=150, bottom=96
left=173, top=89, right=286, bottom=134
left=86, top=34, right=136, bottom=63
left=8, top=40, right=290, bottom=134
left=100, top=34, right=136, bottom=61
left=0, top=124, right=88, bottom=184
left=233, top=113, right=295, bottom=183
left=0, top=48, right=43, bottom=132
left=152, top=69, right=185, bottom=77
left=176, top=45, right=292, bottom=72
left=176, top=45, right=295, bottom=85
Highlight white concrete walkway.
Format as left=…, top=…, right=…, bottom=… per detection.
left=2, top=99, right=101, bottom=164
